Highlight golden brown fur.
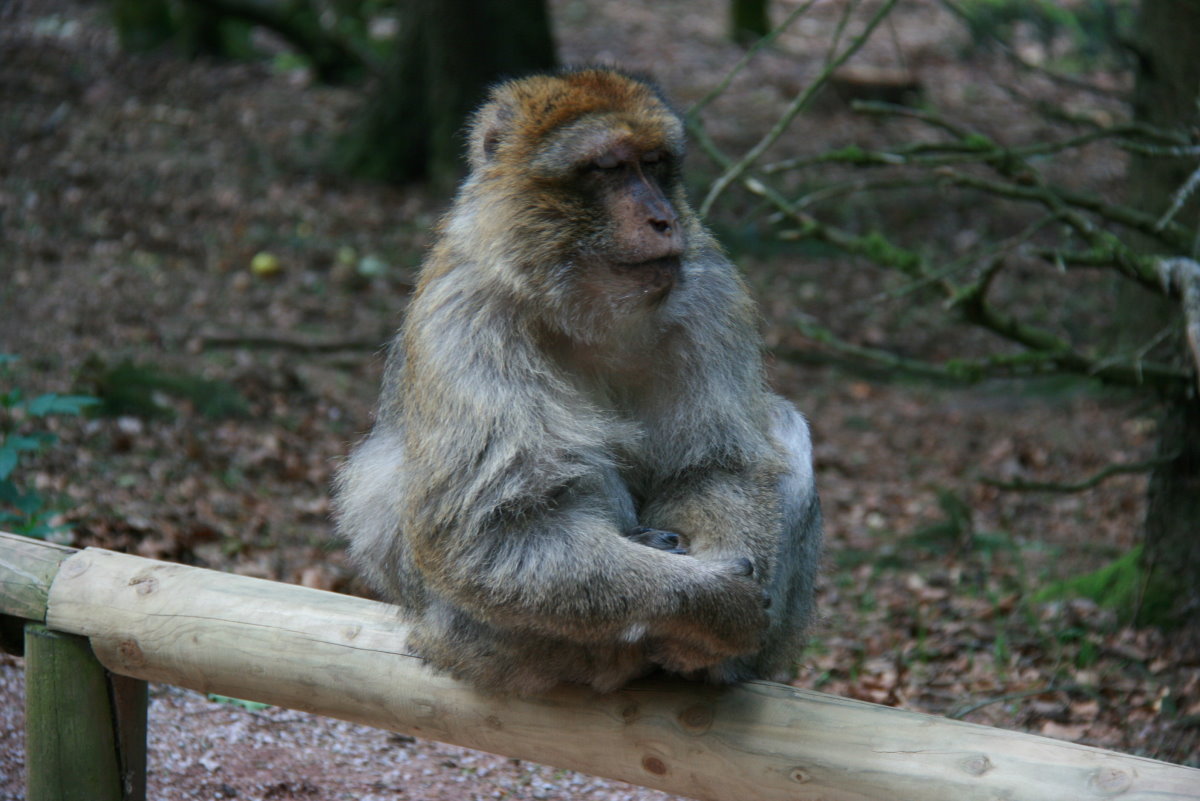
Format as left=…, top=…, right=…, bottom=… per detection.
left=335, top=68, right=821, bottom=694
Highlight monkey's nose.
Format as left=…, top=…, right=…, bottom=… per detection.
left=648, top=207, right=679, bottom=236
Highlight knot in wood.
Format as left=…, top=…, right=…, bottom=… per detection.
left=129, top=575, right=159, bottom=595
left=642, top=756, right=667, bottom=775
left=621, top=702, right=641, bottom=724
left=62, top=556, right=90, bottom=578
left=117, top=639, right=147, bottom=668
left=677, top=704, right=713, bottom=733
left=485, top=715, right=503, bottom=730
left=790, top=767, right=811, bottom=784
left=1088, top=767, right=1132, bottom=795
left=960, top=754, right=994, bottom=777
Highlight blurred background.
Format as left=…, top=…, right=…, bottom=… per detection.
left=2, top=0, right=1198, bottom=794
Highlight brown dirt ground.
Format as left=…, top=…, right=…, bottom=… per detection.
left=1, top=0, right=1197, bottom=798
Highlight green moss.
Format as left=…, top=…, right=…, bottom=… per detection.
left=82, top=358, right=249, bottom=420
left=859, top=231, right=921, bottom=276
left=1034, top=546, right=1177, bottom=626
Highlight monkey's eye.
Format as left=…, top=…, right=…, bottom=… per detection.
left=641, top=150, right=664, bottom=165
left=589, top=153, right=622, bottom=171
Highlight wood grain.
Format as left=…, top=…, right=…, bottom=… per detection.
left=0, top=531, right=74, bottom=622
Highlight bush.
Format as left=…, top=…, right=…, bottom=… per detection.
left=0, top=355, right=99, bottom=539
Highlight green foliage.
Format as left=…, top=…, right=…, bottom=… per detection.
left=175, top=5, right=256, bottom=61
left=0, top=355, right=100, bottom=539
left=83, top=358, right=249, bottom=420
left=958, top=0, right=1135, bottom=69
left=1034, top=545, right=1175, bottom=625
left=206, top=693, right=272, bottom=711
left=859, top=231, right=921, bottom=276
left=904, top=488, right=1017, bottom=557
left=112, top=0, right=253, bottom=59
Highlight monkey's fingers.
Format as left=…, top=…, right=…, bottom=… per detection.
left=624, top=526, right=689, bottom=554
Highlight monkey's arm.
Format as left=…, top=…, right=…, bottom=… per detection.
left=406, top=461, right=767, bottom=657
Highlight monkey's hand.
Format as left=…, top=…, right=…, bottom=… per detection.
left=649, top=560, right=769, bottom=671
left=624, top=526, right=688, bottom=554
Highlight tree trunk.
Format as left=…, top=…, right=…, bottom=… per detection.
left=112, top=0, right=175, bottom=52
left=175, top=5, right=254, bottom=61
left=1129, top=0, right=1200, bottom=225
left=1141, top=402, right=1200, bottom=624
left=1130, top=0, right=1200, bottom=626
left=731, top=0, right=771, bottom=44
left=335, top=0, right=556, bottom=186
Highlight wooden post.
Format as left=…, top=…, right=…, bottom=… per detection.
left=111, top=672, right=149, bottom=801
left=25, top=624, right=123, bottom=801
left=7, top=531, right=150, bottom=801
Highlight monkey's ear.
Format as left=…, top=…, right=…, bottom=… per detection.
left=468, top=94, right=517, bottom=171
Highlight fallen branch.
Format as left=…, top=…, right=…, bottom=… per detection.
left=182, top=0, right=373, bottom=83
left=198, top=330, right=390, bottom=353
left=948, top=684, right=1084, bottom=720
left=1, top=532, right=1197, bottom=801
left=981, top=456, right=1177, bottom=494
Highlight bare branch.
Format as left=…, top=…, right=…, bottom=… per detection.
left=698, top=0, right=901, bottom=218
left=1154, top=164, right=1200, bottom=232
left=936, top=0, right=1127, bottom=100
left=949, top=685, right=1085, bottom=720
left=198, top=330, right=390, bottom=353
left=687, top=0, right=821, bottom=122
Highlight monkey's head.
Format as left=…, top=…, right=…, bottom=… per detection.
left=464, top=69, right=693, bottom=326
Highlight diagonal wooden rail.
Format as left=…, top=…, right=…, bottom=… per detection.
left=2, top=531, right=1198, bottom=801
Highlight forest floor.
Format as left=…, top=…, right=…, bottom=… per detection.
left=1, top=0, right=1197, bottom=798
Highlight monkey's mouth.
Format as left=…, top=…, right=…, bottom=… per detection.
left=613, top=255, right=682, bottom=276
left=613, top=256, right=681, bottom=301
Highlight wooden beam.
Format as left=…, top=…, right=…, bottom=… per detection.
left=0, top=531, right=73, bottom=621
left=1, top=533, right=1197, bottom=801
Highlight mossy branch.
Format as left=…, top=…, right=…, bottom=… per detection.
left=788, top=318, right=1084, bottom=384
left=686, top=117, right=1192, bottom=394
left=760, top=118, right=1192, bottom=256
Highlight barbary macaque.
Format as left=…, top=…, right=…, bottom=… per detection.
left=335, top=68, right=822, bottom=694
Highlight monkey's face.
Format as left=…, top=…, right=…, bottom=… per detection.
left=560, top=120, right=686, bottom=304
left=467, top=70, right=691, bottom=317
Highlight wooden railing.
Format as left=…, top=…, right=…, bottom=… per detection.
left=2, top=531, right=1197, bottom=801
